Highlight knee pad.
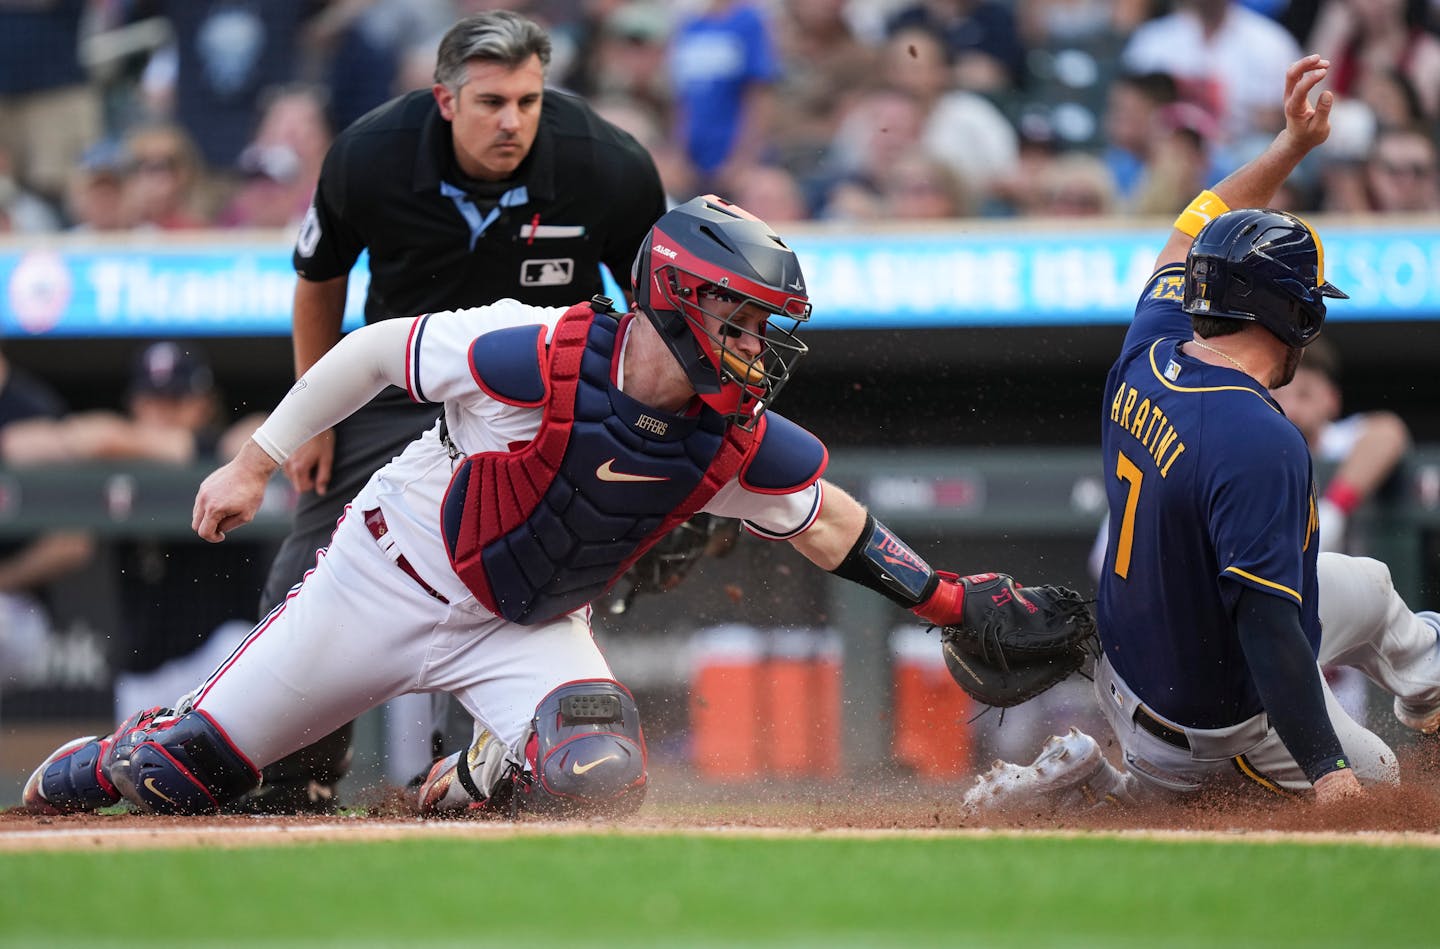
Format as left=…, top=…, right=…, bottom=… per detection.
left=107, top=707, right=262, bottom=814
left=513, top=680, right=648, bottom=819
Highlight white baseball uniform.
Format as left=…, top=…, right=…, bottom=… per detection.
left=179, top=301, right=823, bottom=770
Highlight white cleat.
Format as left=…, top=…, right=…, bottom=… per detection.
left=1396, top=612, right=1440, bottom=734
left=1394, top=698, right=1440, bottom=735
left=961, top=728, right=1135, bottom=816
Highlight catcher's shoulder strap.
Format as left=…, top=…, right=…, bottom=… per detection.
left=738, top=411, right=828, bottom=495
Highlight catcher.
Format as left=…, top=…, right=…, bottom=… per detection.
left=24, top=195, right=1091, bottom=820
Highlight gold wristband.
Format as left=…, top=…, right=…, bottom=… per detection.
left=1173, top=189, right=1230, bottom=238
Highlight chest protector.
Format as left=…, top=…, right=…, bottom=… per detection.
left=441, top=303, right=755, bottom=624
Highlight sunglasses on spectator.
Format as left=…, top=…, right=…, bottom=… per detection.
left=1376, top=160, right=1436, bottom=179
left=133, top=155, right=181, bottom=174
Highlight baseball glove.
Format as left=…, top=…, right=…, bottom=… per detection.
left=937, top=574, right=1097, bottom=708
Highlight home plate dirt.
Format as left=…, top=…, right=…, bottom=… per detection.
left=5, top=745, right=1440, bottom=852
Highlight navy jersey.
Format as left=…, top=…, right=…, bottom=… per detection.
left=1097, top=264, right=1321, bottom=728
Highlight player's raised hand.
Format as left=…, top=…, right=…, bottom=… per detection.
left=193, top=439, right=279, bottom=542
left=1282, top=54, right=1333, bottom=152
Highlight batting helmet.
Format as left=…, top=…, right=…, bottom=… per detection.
left=1183, top=208, right=1347, bottom=348
left=632, top=195, right=811, bottom=429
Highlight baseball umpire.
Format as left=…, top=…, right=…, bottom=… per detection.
left=965, top=55, right=1440, bottom=814
left=251, top=10, right=666, bottom=809
left=24, top=196, right=1080, bottom=819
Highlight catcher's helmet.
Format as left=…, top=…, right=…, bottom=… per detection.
left=632, top=195, right=810, bottom=428
left=1182, top=208, right=1347, bottom=348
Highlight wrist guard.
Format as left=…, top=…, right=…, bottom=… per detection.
left=830, top=514, right=937, bottom=608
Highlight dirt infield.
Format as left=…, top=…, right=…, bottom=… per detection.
left=6, top=744, right=1440, bottom=852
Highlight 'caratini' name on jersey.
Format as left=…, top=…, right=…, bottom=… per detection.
left=1106, top=271, right=1189, bottom=477
left=1108, top=380, right=1187, bottom=478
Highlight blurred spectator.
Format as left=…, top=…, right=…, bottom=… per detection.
left=1030, top=151, right=1117, bottom=216
left=886, top=0, right=1027, bottom=92
left=669, top=0, right=781, bottom=190
left=63, top=139, right=131, bottom=231
left=722, top=161, right=809, bottom=222
left=1309, top=0, right=1440, bottom=122
left=1101, top=70, right=1180, bottom=204
left=880, top=147, right=971, bottom=219
left=593, top=94, right=697, bottom=204
left=138, top=1, right=319, bottom=168
left=121, top=121, right=211, bottom=229
left=988, top=109, right=1065, bottom=215
left=1352, top=66, right=1429, bottom=130
left=880, top=25, right=1019, bottom=202
left=587, top=2, right=673, bottom=121
left=1270, top=337, right=1412, bottom=556
left=218, top=84, right=334, bottom=229
left=0, top=140, right=61, bottom=234
left=0, top=347, right=97, bottom=688
left=1017, top=0, right=1150, bottom=47
left=811, top=84, right=927, bottom=218
left=0, top=0, right=103, bottom=203
left=770, top=0, right=878, bottom=178
left=1361, top=125, right=1440, bottom=212
left=1128, top=101, right=1220, bottom=216
left=300, top=0, right=454, bottom=132
left=1121, top=0, right=1302, bottom=168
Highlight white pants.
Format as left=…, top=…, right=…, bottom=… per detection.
left=178, top=505, right=614, bottom=771
left=1096, top=553, right=1440, bottom=796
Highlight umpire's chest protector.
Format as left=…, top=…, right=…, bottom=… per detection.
left=441, top=304, right=754, bottom=624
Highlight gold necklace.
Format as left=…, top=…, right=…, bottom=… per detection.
left=1188, top=339, right=1252, bottom=377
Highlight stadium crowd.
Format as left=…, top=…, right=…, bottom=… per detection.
left=1, top=0, right=1438, bottom=237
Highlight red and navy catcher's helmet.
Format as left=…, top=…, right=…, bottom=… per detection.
left=632, top=195, right=811, bottom=429
left=1183, top=208, right=1347, bottom=348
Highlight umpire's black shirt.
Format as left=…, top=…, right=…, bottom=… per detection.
left=266, top=87, right=666, bottom=602
left=293, top=87, right=665, bottom=319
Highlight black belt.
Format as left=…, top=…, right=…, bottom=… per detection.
left=363, top=507, right=449, bottom=604
left=1133, top=704, right=1190, bottom=750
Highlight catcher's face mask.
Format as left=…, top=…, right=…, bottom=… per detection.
left=633, top=195, right=811, bottom=430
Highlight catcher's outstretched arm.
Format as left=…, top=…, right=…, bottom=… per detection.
left=788, top=479, right=968, bottom=625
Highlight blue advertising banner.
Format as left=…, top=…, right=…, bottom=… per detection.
left=1, top=223, right=1436, bottom=337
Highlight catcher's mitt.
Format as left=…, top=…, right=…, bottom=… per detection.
left=937, top=573, right=1097, bottom=708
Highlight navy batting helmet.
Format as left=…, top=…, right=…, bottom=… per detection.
left=632, top=195, right=811, bottom=428
left=1183, top=208, right=1347, bottom=348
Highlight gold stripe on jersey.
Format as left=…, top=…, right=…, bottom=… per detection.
left=1222, top=566, right=1302, bottom=605
left=1232, top=755, right=1297, bottom=798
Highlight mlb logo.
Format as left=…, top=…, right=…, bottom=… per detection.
left=520, top=258, right=574, bottom=286
left=1164, top=359, right=1181, bottom=380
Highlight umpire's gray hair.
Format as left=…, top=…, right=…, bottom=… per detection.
left=434, top=11, right=552, bottom=91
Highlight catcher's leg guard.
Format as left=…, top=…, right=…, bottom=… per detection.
left=420, top=681, right=648, bottom=820
left=514, top=680, right=648, bottom=818
left=106, top=707, right=262, bottom=814
left=23, top=736, right=121, bottom=815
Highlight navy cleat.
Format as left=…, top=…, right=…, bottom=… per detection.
left=23, top=736, right=121, bottom=815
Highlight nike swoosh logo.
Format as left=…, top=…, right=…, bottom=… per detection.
left=572, top=754, right=619, bottom=776
left=596, top=459, right=668, bottom=483
left=143, top=776, right=177, bottom=805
